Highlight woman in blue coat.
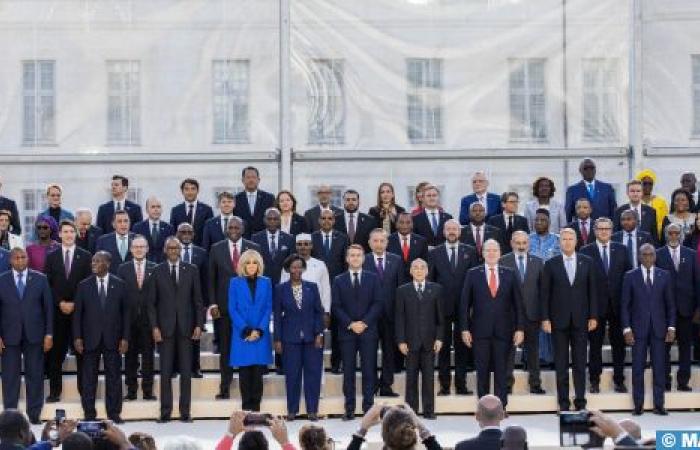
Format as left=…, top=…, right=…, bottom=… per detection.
left=229, top=249, right=273, bottom=411
left=274, top=254, right=325, bottom=421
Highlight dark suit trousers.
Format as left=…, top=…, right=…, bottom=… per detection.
left=379, top=319, right=398, bottom=390
left=239, top=365, right=266, bottom=411
left=2, top=340, right=44, bottom=419
left=81, top=342, right=122, bottom=419
left=438, top=315, right=471, bottom=391
left=217, top=316, right=234, bottom=393
left=552, top=324, right=588, bottom=409
left=632, top=329, right=666, bottom=408
left=405, top=345, right=435, bottom=415
left=159, top=334, right=192, bottom=417
left=125, top=314, right=155, bottom=395
left=507, top=319, right=542, bottom=389
left=473, top=337, right=510, bottom=407
left=341, top=335, right=378, bottom=413
left=588, top=309, right=625, bottom=386
left=282, top=342, right=323, bottom=415
left=47, top=312, right=82, bottom=397
left=666, top=314, right=693, bottom=387
left=330, top=315, right=342, bottom=370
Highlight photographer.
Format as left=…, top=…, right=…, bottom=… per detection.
left=215, top=411, right=296, bottom=450
left=348, top=404, right=441, bottom=450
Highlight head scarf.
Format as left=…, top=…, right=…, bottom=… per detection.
left=35, top=214, right=59, bottom=241
left=635, top=168, right=657, bottom=184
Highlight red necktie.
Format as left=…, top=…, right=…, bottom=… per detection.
left=475, top=226, right=482, bottom=255
left=489, top=267, right=498, bottom=298
left=581, top=221, right=588, bottom=242
left=231, top=243, right=240, bottom=271
left=401, top=236, right=409, bottom=262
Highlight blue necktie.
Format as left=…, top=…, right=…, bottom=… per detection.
left=602, top=245, right=609, bottom=274
left=645, top=268, right=653, bottom=291
left=517, top=255, right=526, bottom=282
left=376, top=257, right=384, bottom=280
left=430, top=212, right=438, bottom=235
left=99, top=278, right=107, bottom=308
left=587, top=182, right=595, bottom=199
left=626, top=233, right=635, bottom=267
left=16, top=272, right=25, bottom=299
left=183, top=245, right=191, bottom=264
left=324, top=234, right=331, bottom=257
left=270, top=233, right=277, bottom=258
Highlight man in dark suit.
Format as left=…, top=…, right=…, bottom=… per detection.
left=388, top=212, right=429, bottom=279
left=567, top=198, right=596, bottom=250
left=541, top=228, right=598, bottom=411
left=169, top=178, right=214, bottom=247
left=412, top=185, right=452, bottom=248
left=132, top=197, right=174, bottom=263
left=500, top=231, right=546, bottom=394
left=44, top=220, right=93, bottom=403
left=613, top=180, right=659, bottom=244
left=150, top=237, right=204, bottom=422
left=73, top=251, right=129, bottom=422
left=362, top=228, right=406, bottom=397
left=95, top=210, right=135, bottom=274
left=331, top=244, right=384, bottom=419
left=580, top=218, right=631, bottom=394
left=429, top=219, right=478, bottom=395
left=0, top=247, right=9, bottom=272
left=656, top=223, right=699, bottom=392
left=460, top=202, right=503, bottom=261
left=251, top=208, right=294, bottom=285
left=0, top=248, right=53, bottom=424
left=96, top=175, right=143, bottom=233
left=202, top=191, right=236, bottom=251
left=311, top=209, right=348, bottom=372
left=75, top=208, right=103, bottom=255
left=304, top=184, right=343, bottom=232
left=680, top=172, right=699, bottom=210
left=454, top=395, right=505, bottom=450
left=458, top=171, right=502, bottom=225
left=564, top=158, right=617, bottom=222
left=395, top=258, right=444, bottom=419
left=612, top=210, right=654, bottom=269
left=487, top=192, right=530, bottom=254
left=0, top=179, right=21, bottom=234
left=461, top=239, right=524, bottom=408
left=117, top=236, right=157, bottom=401
left=234, top=166, right=275, bottom=238
left=208, top=217, right=260, bottom=399
left=622, top=244, right=676, bottom=415
left=333, top=189, right=376, bottom=252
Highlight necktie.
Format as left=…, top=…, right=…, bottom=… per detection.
left=136, top=260, right=144, bottom=289
left=401, top=236, right=409, bottom=262
left=602, top=245, right=609, bottom=274
left=587, top=182, right=595, bottom=199
left=488, top=267, right=498, bottom=297
left=672, top=248, right=680, bottom=271
left=348, top=214, right=356, bottom=243
left=430, top=212, right=439, bottom=235
left=223, top=216, right=229, bottom=232
left=99, top=278, right=107, bottom=308
left=565, top=257, right=575, bottom=284
left=517, top=255, right=526, bottom=282
left=118, top=236, right=127, bottom=261
left=580, top=221, right=588, bottom=242
left=646, top=267, right=653, bottom=290
left=507, top=215, right=514, bottom=233
left=270, top=233, right=277, bottom=258
left=170, top=264, right=177, bottom=285
left=376, top=257, right=384, bottom=280
left=475, top=226, right=482, bottom=255
left=352, top=272, right=360, bottom=290
left=183, top=245, right=191, bottom=264
left=64, top=249, right=72, bottom=278
left=151, top=222, right=159, bottom=243
left=187, top=203, right=194, bottom=224
left=248, top=193, right=256, bottom=215
left=416, top=283, right=423, bottom=299
left=116, top=201, right=122, bottom=211
left=626, top=233, right=635, bottom=267
left=16, top=272, right=25, bottom=299
left=324, top=234, right=331, bottom=257
left=450, top=246, right=457, bottom=270
left=231, top=243, right=240, bottom=271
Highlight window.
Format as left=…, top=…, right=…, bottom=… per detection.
left=693, top=55, right=700, bottom=137
left=582, top=58, right=620, bottom=141
left=307, top=59, right=345, bottom=144
left=107, top=60, right=140, bottom=145
left=407, top=58, right=443, bottom=144
left=22, top=60, right=56, bottom=145
left=509, top=58, right=547, bottom=141
left=22, top=189, right=47, bottom=239
left=213, top=60, right=250, bottom=143
left=309, top=185, right=344, bottom=209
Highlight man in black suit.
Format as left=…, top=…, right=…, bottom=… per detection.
left=580, top=217, right=631, bottom=394
left=333, top=189, right=376, bottom=252
left=362, top=228, right=406, bottom=397
left=487, top=192, right=529, bottom=254
left=388, top=212, right=429, bottom=279
left=75, top=208, right=102, bottom=254
left=149, top=237, right=204, bottom=422
left=429, top=219, right=478, bottom=395
left=567, top=198, right=596, bottom=250
left=73, top=251, right=129, bottom=422
left=96, top=175, right=142, bottom=234
left=44, top=220, right=93, bottom=403
left=460, top=202, right=503, bottom=262
left=395, top=258, right=444, bottom=419
left=613, top=180, right=659, bottom=244
left=412, top=185, right=452, bottom=248
left=208, top=217, right=260, bottom=399
left=0, top=248, right=53, bottom=424
left=234, top=166, right=275, bottom=238
left=304, top=184, right=343, bottom=232
left=95, top=210, right=135, bottom=274
left=0, top=178, right=21, bottom=234
left=202, top=191, right=236, bottom=251
left=117, top=236, right=157, bottom=401
left=454, top=395, right=505, bottom=450
left=311, top=209, right=348, bottom=373
left=251, top=208, right=294, bottom=285
left=612, top=210, right=654, bottom=269
left=170, top=178, right=214, bottom=247
left=542, top=228, right=598, bottom=411
left=133, top=197, right=174, bottom=263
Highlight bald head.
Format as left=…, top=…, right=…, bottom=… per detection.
left=475, top=395, right=504, bottom=428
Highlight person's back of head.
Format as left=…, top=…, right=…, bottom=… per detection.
left=129, top=432, right=157, bottom=450
left=163, top=436, right=202, bottom=450
left=239, top=431, right=269, bottom=450
left=381, top=408, right=417, bottom=450
left=501, top=426, right=527, bottom=450
left=618, top=419, right=642, bottom=441
left=475, top=395, right=504, bottom=429
left=63, top=432, right=94, bottom=450
left=299, top=424, right=329, bottom=450
left=0, top=409, right=31, bottom=446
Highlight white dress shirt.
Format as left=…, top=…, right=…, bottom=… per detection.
left=13, top=269, right=28, bottom=288
left=229, top=238, right=242, bottom=259
left=470, top=224, right=484, bottom=244
left=373, top=253, right=387, bottom=267
left=413, top=281, right=425, bottom=292
left=62, top=245, right=77, bottom=261
left=96, top=273, right=110, bottom=290
left=280, top=257, right=332, bottom=313
left=350, top=269, right=363, bottom=284
left=168, top=261, right=180, bottom=283
left=267, top=231, right=279, bottom=251
left=344, top=210, right=358, bottom=232
left=623, top=229, right=638, bottom=265
left=186, top=200, right=198, bottom=223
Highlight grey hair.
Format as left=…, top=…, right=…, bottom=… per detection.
left=664, top=222, right=683, bottom=239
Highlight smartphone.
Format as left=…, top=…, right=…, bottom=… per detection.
left=55, top=408, right=66, bottom=423
left=77, top=421, right=107, bottom=439
left=243, top=413, right=272, bottom=426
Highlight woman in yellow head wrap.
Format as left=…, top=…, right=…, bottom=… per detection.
left=635, top=169, right=668, bottom=236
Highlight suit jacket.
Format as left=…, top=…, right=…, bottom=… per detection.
left=117, top=259, right=156, bottom=323
left=76, top=225, right=103, bottom=255
left=428, top=243, right=478, bottom=317
left=487, top=214, right=530, bottom=253
left=542, top=253, right=598, bottom=329
left=565, top=179, right=617, bottom=222
left=208, top=239, right=261, bottom=312
left=73, top=275, right=130, bottom=351
left=285, top=213, right=309, bottom=236
left=333, top=211, right=376, bottom=252
left=95, top=232, right=135, bottom=274
left=0, top=196, right=21, bottom=234
left=567, top=219, right=596, bottom=250
left=656, top=246, right=700, bottom=318
left=273, top=280, right=324, bottom=344
left=367, top=205, right=407, bottom=234
left=169, top=201, right=214, bottom=247
left=499, top=252, right=543, bottom=322
left=132, top=220, right=174, bottom=263
left=612, top=230, right=654, bottom=266
left=251, top=230, right=295, bottom=285
left=304, top=204, right=343, bottom=233
left=182, top=243, right=209, bottom=305
left=311, top=230, right=348, bottom=280
left=413, top=210, right=453, bottom=247
left=454, top=429, right=503, bottom=450
left=201, top=216, right=239, bottom=252
left=387, top=232, right=429, bottom=279
left=0, top=248, right=9, bottom=273
left=96, top=199, right=143, bottom=234
left=45, top=246, right=93, bottom=305
left=459, top=224, right=504, bottom=261
left=395, top=281, right=444, bottom=350
left=362, top=252, right=406, bottom=319
left=613, top=203, right=659, bottom=244
left=0, top=270, right=53, bottom=345
left=149, top=261, right=204, bottom=338
left=331, top=270, right=384, bottom=340
left=459, top=193, right=502, bottom=225
left=580, top=242, right=631, bottom=317
left=621, top=267, right=675, bottom=338
left=234, top=190, right=276, bottom=238
left=228, top=276, right=273, bottom=367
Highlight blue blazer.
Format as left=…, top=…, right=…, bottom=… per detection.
left=362, top=252, right=406, bottom=319
left=132, top=220, right=174, bottom=263
left=39, top=207, right=74, bottom=222
left=72, top=275, right=130, bottom=351
left=621, top=267, right=675, bottom=339
left=655, top=246, right=700, bottom=318
left=201, top=216, right=238, bottom=251
left=95, top=232, right=135, bottom=274
left=96, top=199, right=143, bottom=234
left=459, top=192, right=502, bottom=225
left=169, top=201, right=214, bottom=247
left=251, top=230, right=295, bottom=285
left=564, top=180, right=617, bottom=222
left=331, top=270, right=384, bottom=341
left=228, top=276, right=273, bottom=367
left=0, top=248, right=9, bottom=273
left=273, top=280, right=324, bottom=344
left=0, top=270, right=53, bottom=345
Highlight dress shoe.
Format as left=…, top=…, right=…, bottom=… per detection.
left=286, top=414, right=296, bottom=421
left=378, top=389, right=400, bottom=398
left=143, top=394, right=157, bottom=401
left=308, top=413, right=319, bottom=422
left=589, top=384, right=600, bottom=394
left=437, top=388, right=451, bottom=396
left=342, top=412, right=355, bottom=421
left=29, top=416, right=41, bottom=425
left=192, top=371, right=204, bottom=379
left=678, top=384, right=692, bottom=392
left=559, top=405, right=571, bottom=412
left=530, top=386, right=546, bottom=394
left=506, top=387, right=512, bottom=395
left=455, top=387, right=473, bottom=395
left=157, top=415, right=171, bottom=423
left=180, top=415, right=193, bottom=422
left=84, top=415, right=97, bottom=421
left=665, top=383, right=672, bottom=392
left=124, top=393, right=137, bottom=401
left=331, top=366, right=342, bottom=374
left=109, top=416, right=124, bottom=424
left=215, top=392, right=230, bottom=400
left=632, top=406, right=643, bottom=416
left=614, top=383, right=628, bottom=393
left=653, top=407, right=668, bottom=416
left=45, top=395, right=60, bottom=403
left=423, top=413, right=437, bottom=420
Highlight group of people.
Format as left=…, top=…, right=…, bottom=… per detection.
left=0, top=159, right=698, bottom=424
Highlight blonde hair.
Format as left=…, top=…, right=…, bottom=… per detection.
left=46, top=183, right=62, bottom=195
left=237, top=249, right=265, bottom=277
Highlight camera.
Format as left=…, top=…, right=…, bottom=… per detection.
left=77, top=421, right=107, bottom=439
left=559, top=411, right=596, bottom=447
left=243, top=413, right=273, bottom=426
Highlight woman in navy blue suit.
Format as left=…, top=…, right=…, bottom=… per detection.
left=229, top=249, right=273, bottom=411
left=274, top=254, right=325, bottom=421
